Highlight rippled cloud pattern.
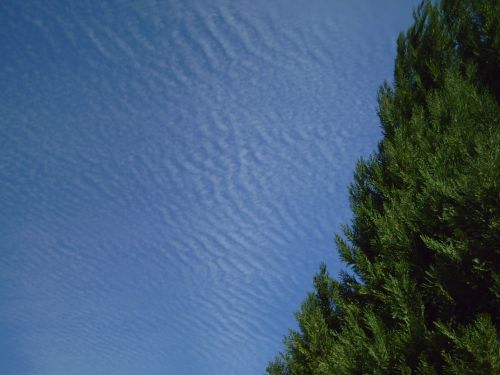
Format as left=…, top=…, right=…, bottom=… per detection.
left=1, top=1, right=418, bottom=374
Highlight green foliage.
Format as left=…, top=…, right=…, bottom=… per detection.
left=266, top=0, right=500, bottom=373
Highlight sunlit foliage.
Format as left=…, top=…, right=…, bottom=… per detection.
left=267, top=1, right=499, bottom=373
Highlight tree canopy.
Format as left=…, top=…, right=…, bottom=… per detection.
left=266, top=0, right=499, bottom=373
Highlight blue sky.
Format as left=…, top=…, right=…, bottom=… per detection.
left=1, top=1, right=418, bottom=374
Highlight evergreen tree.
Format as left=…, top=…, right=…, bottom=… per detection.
left=266, top=0, right=499, bottom=373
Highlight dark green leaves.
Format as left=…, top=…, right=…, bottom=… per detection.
left=267, top=1, right=499, bottom=373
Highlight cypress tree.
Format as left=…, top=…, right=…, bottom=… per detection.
left=266, top=0, right=499, bottom=373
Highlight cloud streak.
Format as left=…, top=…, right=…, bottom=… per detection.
left=0, top=1, right=419, bottom=374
